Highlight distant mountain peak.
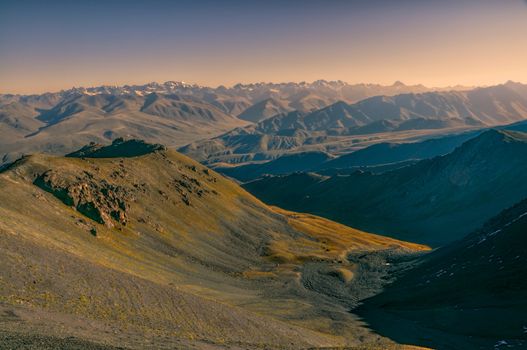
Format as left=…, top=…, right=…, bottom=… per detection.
left=392, top=80, right=406, bottom=87
left=260, top=97, right=279, bottom=104
left=237, top=97, right=291, bottom=122
left=504, top=80, right=523, bottom=87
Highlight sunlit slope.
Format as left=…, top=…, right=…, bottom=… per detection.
left=268, top=207, right=427, bottom=264
left=0, top=141, right=427, bottom=349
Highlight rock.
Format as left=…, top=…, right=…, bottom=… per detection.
left=34, top=170, right=130, bottom=227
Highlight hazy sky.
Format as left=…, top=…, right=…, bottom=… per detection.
left=1, top=0, right=526, bottom=94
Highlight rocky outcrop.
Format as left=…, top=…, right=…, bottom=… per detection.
left=34, top=170, right=130, bottom=227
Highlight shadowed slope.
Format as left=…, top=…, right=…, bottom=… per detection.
left=244, top=130, right=527, bottom=246
left=215, top=151, right=333, bottom=182
left=357, top=198, right=527, bottom=349
left=212, top=131, right=480, bottom=182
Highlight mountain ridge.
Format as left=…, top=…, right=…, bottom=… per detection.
left=243, top=129, right=527, bottom=246
left=181, top=82, right=527, bottom=165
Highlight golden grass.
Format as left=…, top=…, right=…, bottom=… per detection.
left=263, top=207, right=430, bottom=267
left=335, top=267, right=355, bottom=284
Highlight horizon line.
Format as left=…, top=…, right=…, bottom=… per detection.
left=2, top=78, right=525, bottom=96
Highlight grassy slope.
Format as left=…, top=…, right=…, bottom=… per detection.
left=0, top=149, right=428, bottom=349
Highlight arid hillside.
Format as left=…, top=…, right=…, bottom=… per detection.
left=0, top=139, right=428, bottom=349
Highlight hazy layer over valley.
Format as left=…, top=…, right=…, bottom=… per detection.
left=180, top=81, right=527, bottom=165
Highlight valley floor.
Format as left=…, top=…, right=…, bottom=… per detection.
left=0, top=237, right=428, bottom=350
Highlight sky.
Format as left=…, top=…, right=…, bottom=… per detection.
left=1, top=0, right=526, bottom=94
